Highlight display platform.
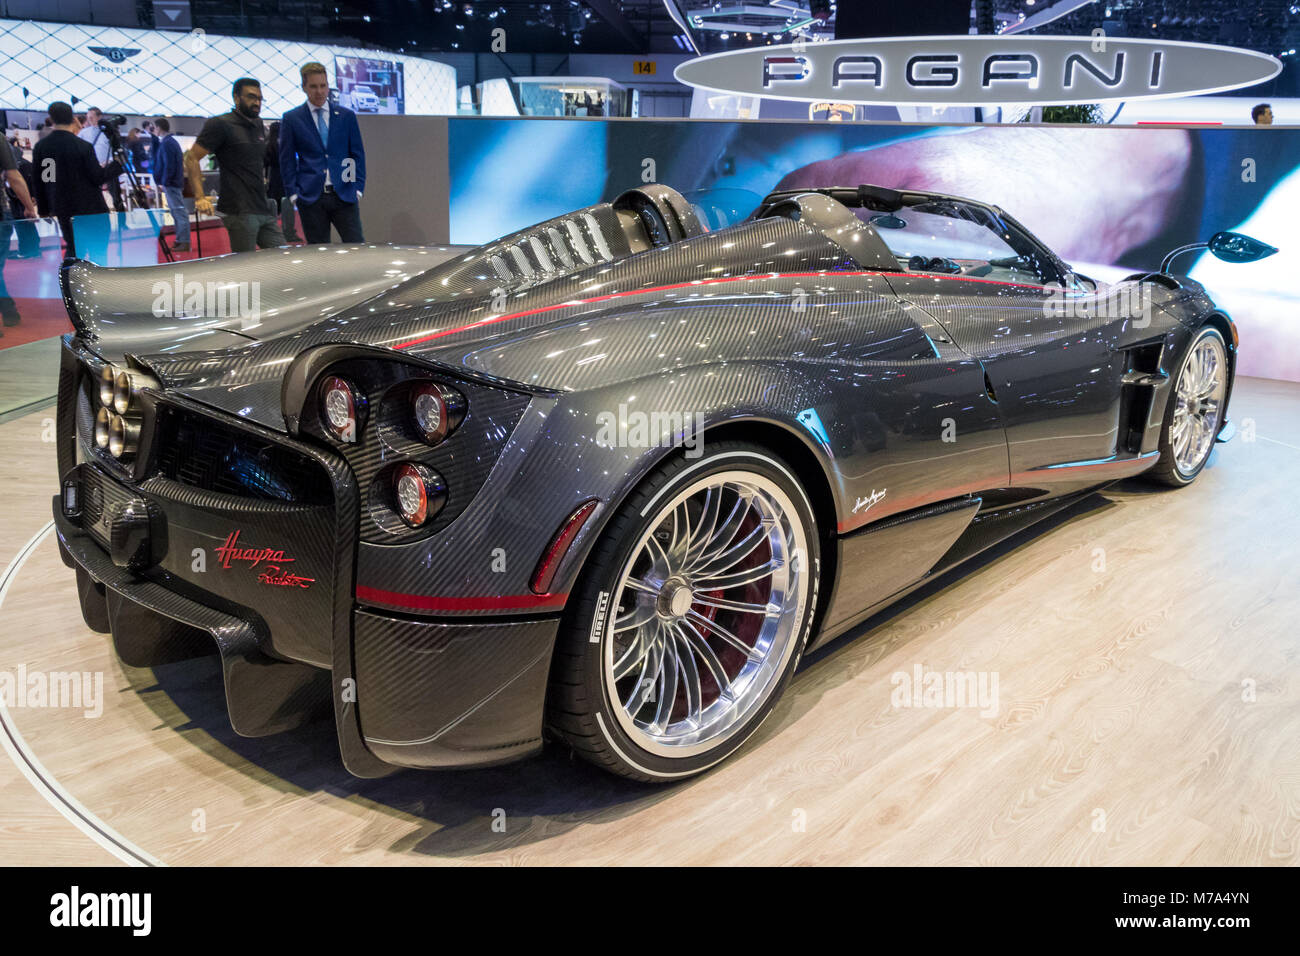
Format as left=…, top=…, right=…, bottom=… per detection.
left=2, top=375, right=1297, bottom=866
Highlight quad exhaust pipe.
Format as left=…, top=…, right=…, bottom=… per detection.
left=94, top=365, right=158, bottom=459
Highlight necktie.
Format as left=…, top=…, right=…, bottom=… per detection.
left=315, top=107, right=328, bottom=146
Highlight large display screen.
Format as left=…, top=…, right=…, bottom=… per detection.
left=448, top=118, right=1300, bottom=382
left=334, top=56, right=405, bottom=115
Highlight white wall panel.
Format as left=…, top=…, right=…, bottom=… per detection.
left=0, top=17, right=456, bottom=117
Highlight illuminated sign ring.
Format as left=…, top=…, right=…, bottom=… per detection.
left=673, top=35, right=1283, bottom=107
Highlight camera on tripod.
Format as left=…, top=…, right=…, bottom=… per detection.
left=98, top=114, right=127, bottom=152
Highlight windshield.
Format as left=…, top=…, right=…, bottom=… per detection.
left=852, top=201, right=1050, bottom=284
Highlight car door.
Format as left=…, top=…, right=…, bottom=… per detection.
left=884, top=270, right=1135, bottom=485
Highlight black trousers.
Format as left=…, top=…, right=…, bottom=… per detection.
left=297, top=190, right=364, bottom=244
left=106, top=177, right=125, bottom=213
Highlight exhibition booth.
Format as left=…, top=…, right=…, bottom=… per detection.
left=1, top=2, right=1298, bottom=880
left=5, top=115, right=1299, bottom=406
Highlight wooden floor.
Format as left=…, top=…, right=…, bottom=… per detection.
left=2, top=376, right=1298, bottom=866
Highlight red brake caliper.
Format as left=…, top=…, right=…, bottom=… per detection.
left=687, top=510, right=770, bottom=708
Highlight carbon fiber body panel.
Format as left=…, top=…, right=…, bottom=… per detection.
left=55, top=504, right=331, bottom=737
left=62, top=244, right=469, bottom=360
left=354, top=610, right=556, bottom=768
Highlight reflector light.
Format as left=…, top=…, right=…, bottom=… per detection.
left=531, top=499, right=599, bottom=595
left=62, top=480, right=80, bottom=518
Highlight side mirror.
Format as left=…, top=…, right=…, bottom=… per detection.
left=1208, top=231, right=1278, bottom=264
left=1160, top=231, right=1279, bottom=273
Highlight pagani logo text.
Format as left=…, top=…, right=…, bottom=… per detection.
left=674, top=35, right=1281, bottom=106
left=215, top=530, right=314, bottom=589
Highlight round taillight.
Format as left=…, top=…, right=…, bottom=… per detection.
left=393, top=463, right=446, bottom=528
left=411, top=382, right=464, bottom=444
left=320, top=375, right=362, bottom=443
left=94, top=407, right=112, bottom=449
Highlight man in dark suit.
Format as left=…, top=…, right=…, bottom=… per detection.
left=279, top=61, right=366, bottom=243
left=31, top=101, right=121, bottom=263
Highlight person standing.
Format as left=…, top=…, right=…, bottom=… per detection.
left=78, top=107, right=126, bottom=213
left=126, top=128, right=149, bottom=174
left=142, top=120, right=161, bottom=172
left=264, top=121, right=301, bottom=243
left=32, top=101, right=120, bottom=264
left=1252, top=103, right=1274, bottom=125
left=5, top=136, right=41, bottom=258
left=0, top=134, right=40, bottom=328
left=279, top=61, right=366, bottom=244
left=185, top=78, right=285, bottom=253
left=153, top=117, right=190, bottom=251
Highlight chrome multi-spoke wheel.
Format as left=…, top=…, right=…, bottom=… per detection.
left=548, top=443, right=819, bottom=781
left=602, top=471, right=810, bottom=758
left=1150, top=326, right=1230, bottom=487
left=1170, top=331, right=1227, bottom=478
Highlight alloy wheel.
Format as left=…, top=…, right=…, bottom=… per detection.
left=1171, top=331, right=1227, bottom=478
left=601, top=471, right=810, bottom=759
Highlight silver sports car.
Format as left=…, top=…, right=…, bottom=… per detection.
left=52, top=182, right=1273, bottom=780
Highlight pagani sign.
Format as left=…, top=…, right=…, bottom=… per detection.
left=673, top=35, right=1282, bottom=106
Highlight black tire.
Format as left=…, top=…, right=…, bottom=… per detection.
left=546, top=441, right=821, bottom=783
left=1147, top=325, right=1229, bottom=487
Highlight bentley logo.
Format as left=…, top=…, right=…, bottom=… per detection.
left=88, top=46, right=142, bottom=63
left=853, top=489, right=887, bottom=514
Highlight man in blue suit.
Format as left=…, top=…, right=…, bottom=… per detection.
left=279, top=62, right=366, bottom=243
left=152, top=117, right=190, bottom=250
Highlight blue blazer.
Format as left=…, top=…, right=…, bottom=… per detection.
left=279, top=101, right=366, bottom=204
left=154, top=134, right=185, bottom=189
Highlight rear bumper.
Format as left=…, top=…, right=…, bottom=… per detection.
left=55, top=476, right=559, bottom=776
left=56, top=504, right=333, bottom=737
left=354, top=610, right=556, bottom=769
left=56, top=333, right=563, bottom=776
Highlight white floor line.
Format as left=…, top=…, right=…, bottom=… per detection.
left=0, top=522, right=165, bottom=867
left=1256, top=434, right=1300, bottom=454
